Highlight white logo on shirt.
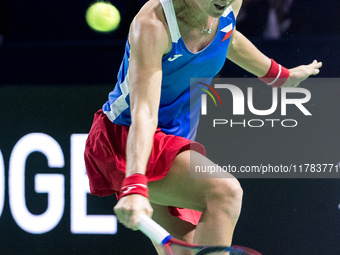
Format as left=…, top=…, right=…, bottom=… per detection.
left=168, top=54, right=183, bottom=62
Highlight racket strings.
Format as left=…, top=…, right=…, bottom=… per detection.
left=165, top=243, right=258, bottom=255
left=196, top=246, right=257, bottom=255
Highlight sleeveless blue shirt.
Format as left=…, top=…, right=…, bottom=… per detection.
left=103, top=0, right=236, bottom=140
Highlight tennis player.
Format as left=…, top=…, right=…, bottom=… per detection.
left=84, top=0, right=322, bottom=254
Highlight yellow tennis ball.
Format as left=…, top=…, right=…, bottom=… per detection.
left=86, top=2, right=121, bottom=33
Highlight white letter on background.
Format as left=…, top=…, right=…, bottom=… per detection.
left=71, top=134, right=117, bottom=234
left=9, top=133, right=65, bottom=234
left=0, top=150, right=4, bottom=217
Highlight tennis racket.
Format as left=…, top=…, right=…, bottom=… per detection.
left=138, top=214, right=262, bottom=255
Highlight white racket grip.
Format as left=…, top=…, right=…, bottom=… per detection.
left=138, top=214, right=171, bottom=245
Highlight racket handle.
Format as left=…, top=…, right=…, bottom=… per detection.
left=138, top=214, right=172, bottom=245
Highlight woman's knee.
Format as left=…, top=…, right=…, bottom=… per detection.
left=204, top=176, right=243, bottom=218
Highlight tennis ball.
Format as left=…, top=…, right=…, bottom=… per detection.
left=86, top=2, right=121, bottom=33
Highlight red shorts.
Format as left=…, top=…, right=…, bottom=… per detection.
left=84, top=110, right=206, bottom=225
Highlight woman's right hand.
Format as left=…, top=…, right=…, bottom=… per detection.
left=114, top=194, right=153, bottom=230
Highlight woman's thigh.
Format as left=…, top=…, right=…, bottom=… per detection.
left=148, top=150, right=241, bottom=212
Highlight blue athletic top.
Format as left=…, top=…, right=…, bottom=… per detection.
left=103, top=0, right=236, bottom=140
